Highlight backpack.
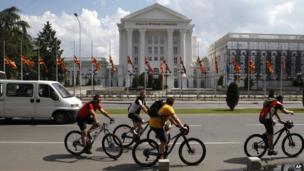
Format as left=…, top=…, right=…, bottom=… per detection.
left=259, top=99, right=275, bottom=118
left=148, top=100, right=165, bottom=117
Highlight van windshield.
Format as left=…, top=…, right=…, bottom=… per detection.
left=52, top=83, right=73, bottom=98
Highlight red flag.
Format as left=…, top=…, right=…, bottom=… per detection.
left=179, top=57, right=187, bottom=74
left=266, top=59, right=274, bottom=74
left=109, top=56, right=117, bottom=73
left=248, top=58, right=256, bottom=74
left=21, top=55, right=34, bottom=67
left=144, top=57, right=154, bottom=74
left=4, top=57, right=17, bottom=69
left=215, top=56, right=219, bottom=74
left=163, top=60, right=171, bottom=73
left=91, top=56, right=102, bottom=72
left=127, top=56, right=135, bottom=73
left=160, top=61, right=164, bottom=74
left=73, top=56, right=80, bottom=70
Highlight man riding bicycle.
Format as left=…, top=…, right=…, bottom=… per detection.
left=76, top=94, right=114, bottom=154
left=259, top=95, right=294, bottom=155
left=149, top=97, right=186, bottom=159
left=128, top=90, right=149, bottom=135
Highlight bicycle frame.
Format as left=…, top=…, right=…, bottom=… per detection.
left=89, top=122, right=111, bottom=145
left=271, top=126, right=291, bottom=148
left=163, top=130, right=187, bottom=156
left=131, top=120, right=150, bottom=137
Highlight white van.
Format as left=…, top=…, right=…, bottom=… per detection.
left=0, top=80, right=82, bottom=123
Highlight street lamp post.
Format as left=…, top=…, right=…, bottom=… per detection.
left=74, top=13, right=82, bottom=97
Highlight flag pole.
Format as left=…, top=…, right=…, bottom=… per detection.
left=73, top=40, right=76, bottom=96
left=56, top=41, right=58, bottom=81
left=247, top=55, right=250, bottom=97
left=3, top=40, right=5, bottom=73
left=38, top=41, right=40, bottom=80
left=20, top=40, right=23, bottom=80
left=280, top=55, right=283, bottom=96
left=91, top=40, right=94, bottom=95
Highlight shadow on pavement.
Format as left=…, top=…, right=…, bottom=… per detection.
left=43, top=153, right=116, bottom=163
left=103, top=163, right=158, bottom=171
left=224, top=157, right=247, bottom=165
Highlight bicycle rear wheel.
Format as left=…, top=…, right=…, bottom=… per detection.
left=179, top=137, right=206, bottom=165
left=64, top=130, right=85, bottom=155
left=113, top=124, right=134, bottom=148
left=132, top=139, right=159, bottom=167
left=102, top=133, right=123, bottom=159
left=244, top=134, right=267, bottom=158
left=282, top=133, right=304, bottom=157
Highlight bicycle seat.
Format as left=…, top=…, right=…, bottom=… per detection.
left=284, top=120, right=294, bottom=129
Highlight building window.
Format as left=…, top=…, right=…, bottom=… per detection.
left=148, top=47, right=152, bottom=55
left=174, top=57, right=178, bottom=64
left=134, top=35, right=139, bottom=44
left=160, top=47, right=164, bottom=55
left=154, top=56, right=158, bottom=61
left=154, top=68, right=159, bottom=74
left=149, top=56, right=152, bottom=61
left=160, top=56, right=165, bottom=61
left=134, top=46, right=138, bottom=54
left=173, top=47, right=178, bottom=55
left=173, top=36, right=178, bottom=45
left=154, top=35, right=158, bottom=44
left=154, top=47, right=158, bottom=55
left=148, top=35, right=152, bottom=44
left=134, top=57, right=138, bottom=64
left=160, top=36, right=164, bottom=44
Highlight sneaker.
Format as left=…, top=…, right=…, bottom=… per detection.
left=268, top=150, right=278, bottom=156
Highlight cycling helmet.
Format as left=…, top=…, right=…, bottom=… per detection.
left=285, top=120, right=293, bottom=129
left=93, top=94, right=101, bottom=100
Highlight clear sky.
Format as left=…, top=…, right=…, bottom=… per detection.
left=1, top=0, right=304, bottom=63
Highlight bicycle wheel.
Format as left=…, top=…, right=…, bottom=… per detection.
left=102, top=133, right=123, bottom=159
left=64, top=130, right=85, bottom=155
left=244, top=134, right=267, bottom=158
left=179, top=138, right=206, bottom=165
left=113, top=124, right=134, bottom=148
left=147, top=128, right=171, bottom=144
left=132, top=139, right=159, bottom=167
left=282, top=133, right=304, bottom=157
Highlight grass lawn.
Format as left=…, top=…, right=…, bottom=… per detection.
left=102, top=108, right=304, bottom=114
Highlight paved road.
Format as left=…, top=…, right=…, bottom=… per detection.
left=1, top=114, right=304, bottom=171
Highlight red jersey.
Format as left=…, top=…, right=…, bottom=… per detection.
left=77, top=101, right=103, bottom=118
left=260, top=100, right=283, bottom=119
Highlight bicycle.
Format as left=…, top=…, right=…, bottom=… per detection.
left=244, top=120, right=304, bottom=158
left=132, top=124, right=206, bottom=167
left=113, top=119, right=171, bottom=148
left=64, top=121, right=123, bottom=159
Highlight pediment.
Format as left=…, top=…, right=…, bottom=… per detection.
left=124, top=3, right=190, bottom=21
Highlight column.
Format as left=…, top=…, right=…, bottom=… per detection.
left=126, top=28, right=133, bottom=87
left=180, top=29, right=186, bottom=88
left=139, top=29, right=146, bottom=74
left=118, top=28, right=124, bottom=87
left=167, top=29, right=174, bottom=89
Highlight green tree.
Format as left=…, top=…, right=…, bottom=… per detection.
left=0, top=6, right=32, bottom=78
left=35, top=21, right=63, bottom=81
left=226, top=82, right=239, bottom=110
left=132, top=74, right=139, bottom=88
left=217, top=75, right=224, bottom=86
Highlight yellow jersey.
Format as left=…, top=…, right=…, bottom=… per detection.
left=149, top=104, right=175, bottom=128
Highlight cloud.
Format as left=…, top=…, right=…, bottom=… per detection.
left=21, top=8, right=130, bottom=64
left=155, top=0, right=304, bottom=57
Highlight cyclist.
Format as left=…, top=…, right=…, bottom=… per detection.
left=259, top=95, right=294, bottom=155
left=149, top=97, right=186, bottom=159
left=76, top=94, right=114, bottom=154
left=128, top=90, right=149, bottom=135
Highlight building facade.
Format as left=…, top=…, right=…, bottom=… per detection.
left=117, top=3, right=196, bottom=89
left=208, top=33, right=304, bottom=90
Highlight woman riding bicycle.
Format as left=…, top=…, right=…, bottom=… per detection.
left=76, top=94, right=114, bottom=154
left=259, top=95, right=294, bottom=155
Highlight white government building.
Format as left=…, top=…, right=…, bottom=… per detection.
left=117, top=3, right=198, bottom=89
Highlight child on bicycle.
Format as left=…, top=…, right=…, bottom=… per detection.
left=259, top=95, right=294, bottom=155
left=76, top=94, right=114, bottom=154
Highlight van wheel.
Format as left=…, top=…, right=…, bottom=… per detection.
left=53, top=113, right=67, bottom=124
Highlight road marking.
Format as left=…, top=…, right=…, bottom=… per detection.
left=205, top=142, right=241, bottom=145
left=189, top=125, right=202, bottom=127
left=247, top=123, right=304, bottom=126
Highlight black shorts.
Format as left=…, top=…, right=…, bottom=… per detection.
left=128, top=113, right=143, bottom=123
left=151, top=127, right=168, bottom=144
left=77, top=115, right=94, bottom=131
left=259, top=118, right=274, bottom=134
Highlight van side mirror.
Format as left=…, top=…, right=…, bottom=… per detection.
left=51, top=93, right=59, bottom=101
